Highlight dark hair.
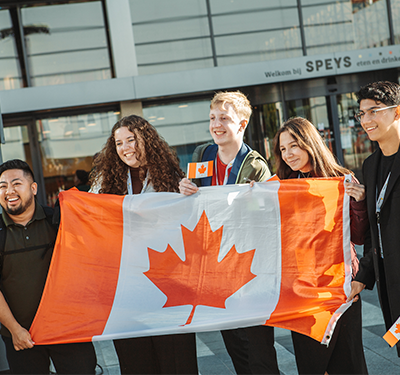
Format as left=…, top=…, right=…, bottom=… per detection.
left=356, top=81, right=400, bottom=105
left=273, top=117, right=351, bottom=179
left=75, top=170, right=89, bottom=185
left=0, top=159, right=35, bottom=181
left=91, top=115, right=184, bottom=194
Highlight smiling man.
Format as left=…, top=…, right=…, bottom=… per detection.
left=348, top=81, right=400, bottom=357
left=180, top=91, right=271, bottom=190
left=179, top=91, right=278, bottom=374
left=0, top=159, right=97, bottom=374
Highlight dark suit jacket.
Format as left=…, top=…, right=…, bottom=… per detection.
left=355, top=146, right=400, bottom=355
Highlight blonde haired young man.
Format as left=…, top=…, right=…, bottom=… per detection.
left=180, top=91, right=279, bottom=374
left=180, top=91, right=269, bottom=190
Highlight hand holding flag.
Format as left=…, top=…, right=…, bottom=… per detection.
left=30, top=177, right=352, bottom=346
left=187, top=161, right=213, bottom=179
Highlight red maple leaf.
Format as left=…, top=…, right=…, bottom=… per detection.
left=395, top=324, right=400, bottom=334
left=144, top=211, right=256, bottom=325
left=198, top=164, right=207, bottom=174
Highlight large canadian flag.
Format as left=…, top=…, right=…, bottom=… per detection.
left=30, top=177, right=352, bottom=346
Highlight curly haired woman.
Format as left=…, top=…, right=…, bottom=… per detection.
left=90, top=115, right=198, bottom=374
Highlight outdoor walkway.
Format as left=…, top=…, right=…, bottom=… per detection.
left=94, top=284, right=400, bottom=375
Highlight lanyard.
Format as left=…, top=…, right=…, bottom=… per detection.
left=127, top=169, right=149, bottom=195
left=214, top=157, right=235, bottom=186
left=376, top=172, right=391, bottom=258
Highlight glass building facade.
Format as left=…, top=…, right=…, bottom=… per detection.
left=0, top=0, right=399, bottom=204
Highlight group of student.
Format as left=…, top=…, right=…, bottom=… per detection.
left=0, top=80, right=399, bottom=374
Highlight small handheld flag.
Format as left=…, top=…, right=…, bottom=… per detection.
left=187, top=161, right=213, bottom=179
left=383, top=316, right=400, bottom=347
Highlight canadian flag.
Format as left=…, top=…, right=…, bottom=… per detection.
left=383, top=316, right=400, bottom=347
left=187, top=161, right=213, bottom=179
left=30, top=177, right=352, bottom=346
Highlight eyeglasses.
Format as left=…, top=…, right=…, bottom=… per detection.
left=354, top=105, right=398, bottom=122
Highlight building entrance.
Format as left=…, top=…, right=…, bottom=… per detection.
left=0, top=118, right=47, bottom=204
left=2, top=109, right=119, bottom=206
left=249, top=76, right=380, bottom=181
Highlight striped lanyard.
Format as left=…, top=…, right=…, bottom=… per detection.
left=127, top=169, right=149, bottom=195
left=376, top=172, right=391, bottom=258
left=214, top=157, right=235, bottom=186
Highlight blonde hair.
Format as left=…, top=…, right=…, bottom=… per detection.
left=210, top=91, right=252, bottom=121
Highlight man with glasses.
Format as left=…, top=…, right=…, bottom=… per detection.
left=348, top=81, right=400, bottom=356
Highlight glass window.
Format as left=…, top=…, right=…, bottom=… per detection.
left=130, top=0, right=213, bottom=75
left=36, top=111, right=119, bottom=206
left=1, top=126, right=31, bottom=163
left=211, top=2, right=301, bottom=65
left=302, top=0, right=390, bottom=56
left=0, top=10, right=22, bottom=90
left=143, top=100, right=211, bottom=173
left=130, top=0, right=207, bottom=22
left=21, top=1, right=111, bottom=87
left=215, top=28, right=303, bottom=66
left=135, top=38, right=213, bottom=71
left=253, top=102, right=284, bottom=173
left=210, top=0, right=297, bottom=13
left=287, top=96, right=335, bottom=152
left=390, top=0, right=400, bottom=44
left=337, top=92, right=375, bottom=180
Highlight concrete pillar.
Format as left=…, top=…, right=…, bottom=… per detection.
left=120, top=100, right=143, bottom=117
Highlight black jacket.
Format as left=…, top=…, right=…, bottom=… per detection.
left=355, top=146, right=400, bottom=355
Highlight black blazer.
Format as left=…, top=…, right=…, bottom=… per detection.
left=355, top=146, right=400, bottom=354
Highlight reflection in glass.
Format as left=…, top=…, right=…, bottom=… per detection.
left=0, top=10, right=22, bottom=90
left=129, top=0, right=302, bottom=74
left=143, top=100, right=211, bottom=173
left=287, top=96, right=334, bottom=152
left=213, top=4, right=302, bottom=66
left=1, top=126, right=31, bottom=164
left=303, top=0, right=390, bottom=55
left=130, top=0, right=212, bottom=75
left=390, top=0, right=400, bottom=44
left=337, top=92, right=375, bottom=181
left=37, top=111, right=119, bottom=206
left=255, top=102, right=284, bottom=173
left=21, top=1, right=111, bottom=87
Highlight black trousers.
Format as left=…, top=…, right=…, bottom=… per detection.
left=2, top=336, right=96, bottom=375
left=246, top=326, right=279, bottom=374
left=113, top=333, right=198, bottom=374
left=291, top=298, right=368, bottom=375
left=221, top=326, right=279, bottom=375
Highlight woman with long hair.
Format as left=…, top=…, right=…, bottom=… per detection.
left=273, top=117, right=368, bottom=374
left=90, top=115, right=198, bottom=374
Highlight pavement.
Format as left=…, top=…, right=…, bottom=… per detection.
left=93, top=245, right=400, bottom=375
left=93, top=287, right=400, bottom=375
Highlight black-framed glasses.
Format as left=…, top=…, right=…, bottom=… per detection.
left=354, top=105, right=398, bottom=122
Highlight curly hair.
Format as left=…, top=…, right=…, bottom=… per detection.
left=273, top=117, right=352, bottom=179
left=91, top=115, right=184, bottom=195
left=356, top=81, right=400, bottom=106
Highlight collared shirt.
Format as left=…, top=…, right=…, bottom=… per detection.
left=1, top=203, right=56, bottom=337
